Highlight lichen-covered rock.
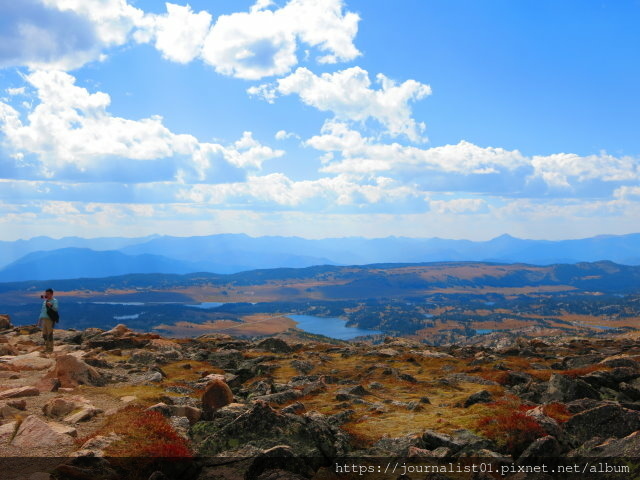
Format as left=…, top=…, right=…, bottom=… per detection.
left=463, top=389, right=492, bottom=408
left=564, top=404, right=640, bottom=446
left=255, top=338, right=293, bottom=354
left=542, top=374, right=600, bottom=403
left=517, top=435, right=562, bottom=463
left=194, top=401, right=349, bottom=459
left=253, top=390, right=303, bottom=405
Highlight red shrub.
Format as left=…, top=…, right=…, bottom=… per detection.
left=477, top=410, right=547, bottom=456
left=542, top=402, right=572, bottom=423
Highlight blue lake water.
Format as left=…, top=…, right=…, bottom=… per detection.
left=287, top=314, right=383, bottom=340
left=113, top=313, right=141, bottom=320
left=475, top=329, right=495, bottom=335
left=186, top=302, right=225, bottom=309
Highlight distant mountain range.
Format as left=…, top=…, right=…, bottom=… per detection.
left=1, top=233, right=639, bottom=282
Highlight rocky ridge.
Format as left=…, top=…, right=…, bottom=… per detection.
left=1, top=319, right=640, bottom=479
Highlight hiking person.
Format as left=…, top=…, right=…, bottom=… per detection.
left=38, top=288, right=58, bottom=353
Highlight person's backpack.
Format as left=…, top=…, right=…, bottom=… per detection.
left=47, top=305, right=60, bottom=324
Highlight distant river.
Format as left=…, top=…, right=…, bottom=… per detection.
left=287, top=314, right=382, bottom=340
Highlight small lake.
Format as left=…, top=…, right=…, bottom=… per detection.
left=475, top=329, right=495, bottom=335
left=287, top=314, right=382, bottom=340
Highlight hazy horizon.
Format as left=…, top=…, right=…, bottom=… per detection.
left=3, top=231, right=640, bottom=244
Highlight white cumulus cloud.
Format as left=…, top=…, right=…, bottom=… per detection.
left=134, top=3, right=212, bottom=63
left=308, top=121, right=526, bottom=175
left=250, top=67, right=431, bottom=141
left=201, top=0, right=360, bottom=79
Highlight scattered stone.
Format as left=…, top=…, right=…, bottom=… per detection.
left=463, top=390, right=492, bottom=408
left=420, top=430, right=461, bottom=452
left=373, top=348, right=399, bottom=357
left=43, top=397, right=80, bottom=418
left=0, top=421, right=17, bottom=443
left=340, top=385, right=370, bottom=397
left=64, top=405, right=102, bottom=424
left=291, top=360, right=314, bottom=374
left=145, top=371, right=163, bottom=383
left=7, top=352, right=54, bottom=371
left=45, top=354, right=104, bottom=388
left=7, top=399, right=27, bottom=410
left=254, top=390, right=303, bottom=405
left=130, top=350, right=156, bottom=365
left=398, top=372, right=418, bottom=383
left=282, top=402, right=306, bottom=415
left=172, top=405, right=202, bottom=425
left=0, top=386, right=40, bottom=400
left=34, top=377, right=61, bottom=393
left=11, top=415, right=76, bottom=448
left=74, top=432, right=122, bottom=457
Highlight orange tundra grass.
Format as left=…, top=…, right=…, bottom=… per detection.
left=78, top=404, right=192, bottom=457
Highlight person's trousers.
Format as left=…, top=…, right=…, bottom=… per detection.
left=41, top=317, right=54, bottom=352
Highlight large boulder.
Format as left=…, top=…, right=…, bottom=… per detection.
left=517, top=435, right=562, bottom=462
left=255, top=338, right=293, bottom=354
left=581, top=367, right=639, bottom=389
left=201, top=378, right=234, bottom=416
left=572, top=430, right=640, bottom=457
left=45, top=354, right=104, bottom=388
left=207, top=349, right=244, bottom=370
left=0, top=314, right=12, bottom=330
left=541, top=374, right=600, bottom=403
left=564, top=404, right=640, bottom=446
left=11, top=415, right=76, bottom=448
left=6, top=352, right=54, bottom=371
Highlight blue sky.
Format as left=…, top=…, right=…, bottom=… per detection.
left=0, top=0, right=639, bottom=241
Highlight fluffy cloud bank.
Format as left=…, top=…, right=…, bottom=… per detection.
left=0, top=70, right=283, bottom=183
left=1, top=0, right=360, bottom=77
left=306, top=121, right=640, bottom=196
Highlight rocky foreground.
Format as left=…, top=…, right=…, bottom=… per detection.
left=2, top=315, right=640, bottom=479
